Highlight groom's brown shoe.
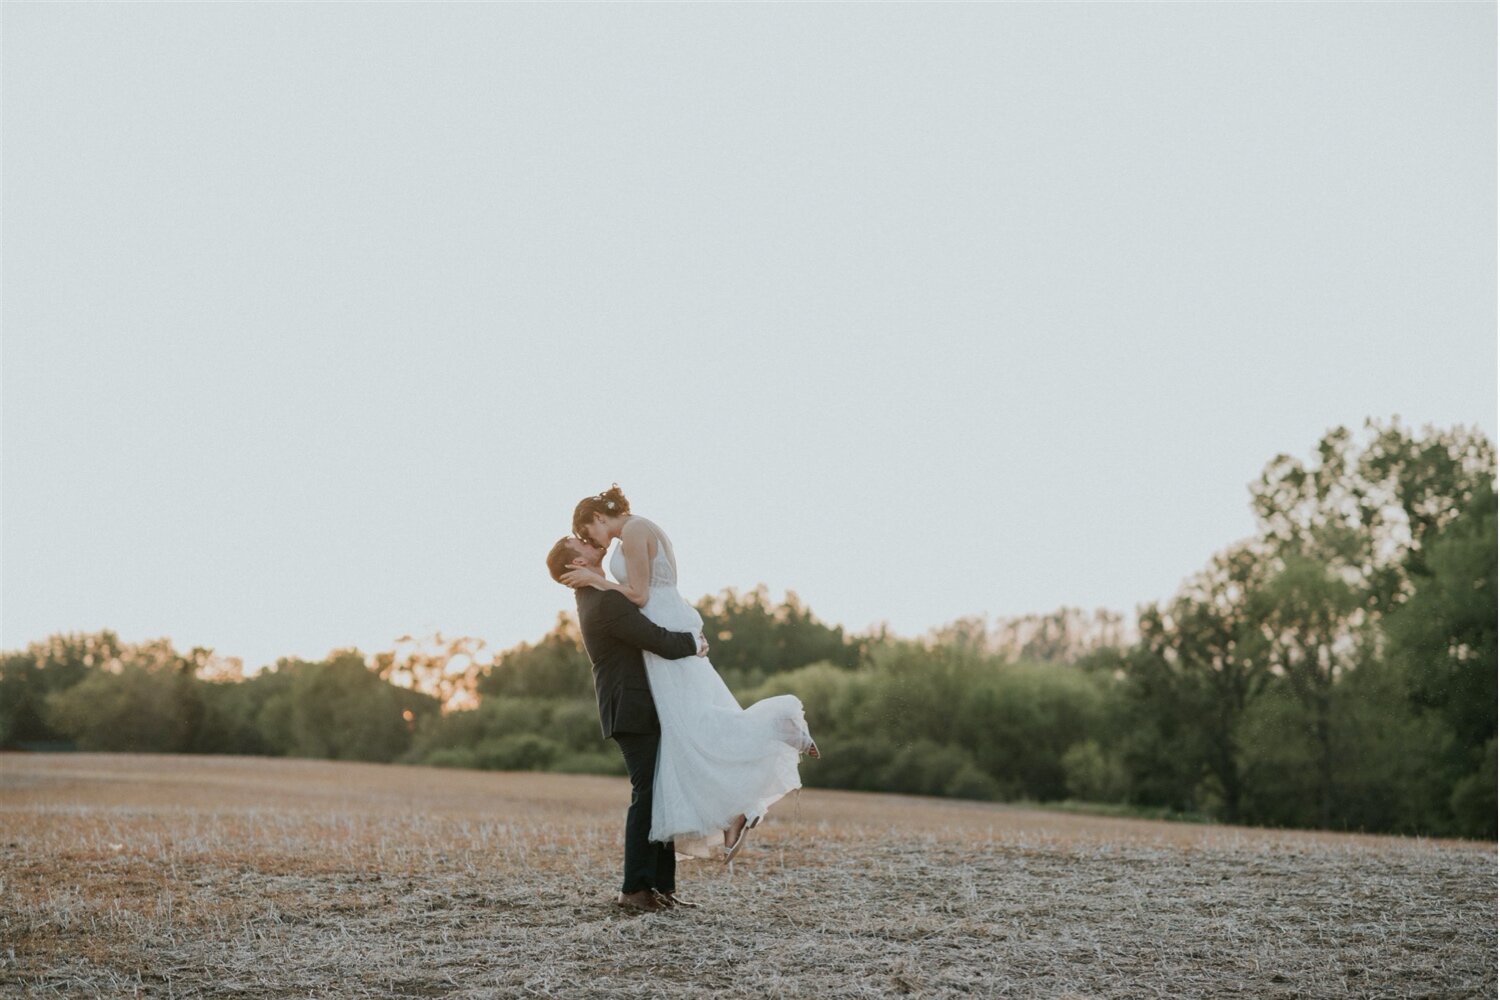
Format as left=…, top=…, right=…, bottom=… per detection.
left=653, top=890, right=700, bottom=909
left=617, top=890, right=664, bottom=913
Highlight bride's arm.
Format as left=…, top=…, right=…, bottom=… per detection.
left=613, top=523, right=652, bottom=607
left=559, top=523, right=652, bottom=606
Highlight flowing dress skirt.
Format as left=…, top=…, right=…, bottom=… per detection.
left=639, top=585, right=812, bottom=859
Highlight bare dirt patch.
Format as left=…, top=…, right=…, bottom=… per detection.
left=1, top=753, right=1493, bottom=998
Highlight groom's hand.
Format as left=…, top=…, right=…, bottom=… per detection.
left=695, top=633, right=710, bottom=657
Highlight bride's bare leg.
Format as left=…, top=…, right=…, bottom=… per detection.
left=724, top=813, right=747, bottom=847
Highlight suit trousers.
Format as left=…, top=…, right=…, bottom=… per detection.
left=612, top=731, right=676, bottom=894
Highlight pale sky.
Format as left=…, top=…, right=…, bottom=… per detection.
left=3, top=3, right=1495, bottom=672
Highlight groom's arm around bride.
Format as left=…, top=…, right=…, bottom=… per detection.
left=572, top=586, right=705, bottom=738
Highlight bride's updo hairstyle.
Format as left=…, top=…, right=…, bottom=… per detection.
left=572, top=484, right=631, bottom=538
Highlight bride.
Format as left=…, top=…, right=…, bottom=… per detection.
left=561, top=484, right=818, bottom=861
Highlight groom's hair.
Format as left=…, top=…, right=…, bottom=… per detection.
left=546, top=537, right=577, bottom=584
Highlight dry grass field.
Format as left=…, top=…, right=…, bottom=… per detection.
left=0, top=754, right=1494, bottom=999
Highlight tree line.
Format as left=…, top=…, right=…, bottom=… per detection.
left=2, top=418, right=1493, bottom=839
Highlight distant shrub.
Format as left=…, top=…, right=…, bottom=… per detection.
left=1062, top=740, right=1129, bottom=803
left=475, top=734, right=560, bottom=771
left=548, top=700, right=606, bottom=752
left=424, top=747, right=478, bottom=769
left=1237, top=684, right=1321, bottom=829
left=945, top=761, right=1000, bottom=801
left=1449, top=739, right=1497, bottom=839
left=738, top=661, right=859, bottom=733
left=799, top=737, right=897, bottom=792
left=45, top=663, right=201, bottom=753
left=551, top=751, right=627, bottom=776
left=479, top=618, right=592, bottom=700
left=406, top=697, right=567, bottom=762
left=880, top=740, right=990, bottom=798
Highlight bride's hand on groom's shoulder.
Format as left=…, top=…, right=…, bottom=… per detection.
left=560, top=568, right=606, bottom=590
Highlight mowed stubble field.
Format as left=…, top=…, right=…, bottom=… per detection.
left=0, top=754, right=1494, bottom=999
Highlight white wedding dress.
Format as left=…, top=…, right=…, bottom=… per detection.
left=610, top=520, right=813, bottom=859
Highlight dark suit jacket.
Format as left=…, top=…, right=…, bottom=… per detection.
left=574, top=589, right=698, bottom=739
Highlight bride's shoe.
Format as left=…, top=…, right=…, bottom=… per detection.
left=723, top=814, right=760, bottom=865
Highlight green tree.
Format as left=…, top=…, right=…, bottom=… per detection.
left=374, top=631, right=489, bottom=712
left=1061, top=740, right=1128, bottom=803
left=257, top=651, right=437, bottom=762
left=695, top=586, right=860, bottom=687
left=1324, top=652, right=1452, bottom=834
left=844, top=639, right=1106, bottom=801
left=195, top=677, right=278, bottom=755
left=1236, top=680, right=1321, bottom=828
left=0, top=631, right=124, bottom=747
left=1248, top=419, right=1495, bottom=829
left=738, top=661, right=861, bottom=734
left=43, top=638, right=204, bottom=753
left=1383, top=480, right=1497, bottom=836
left=988, top=607, right=1132, bottom=664
left=1131, top=544, right=1272, bottom=822
left=478, top=615, right=592, bottom=700
left=1116, top=642, right=1208, bottom=814
left=1255, top=553, right=1365, bottom=827
left=1250, top=417, right=1495, bottom=617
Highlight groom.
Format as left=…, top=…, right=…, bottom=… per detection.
left=547, top=535, right=708, bottom=913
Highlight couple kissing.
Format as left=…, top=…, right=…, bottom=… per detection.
left=546, top=485, right=819, bottom=913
